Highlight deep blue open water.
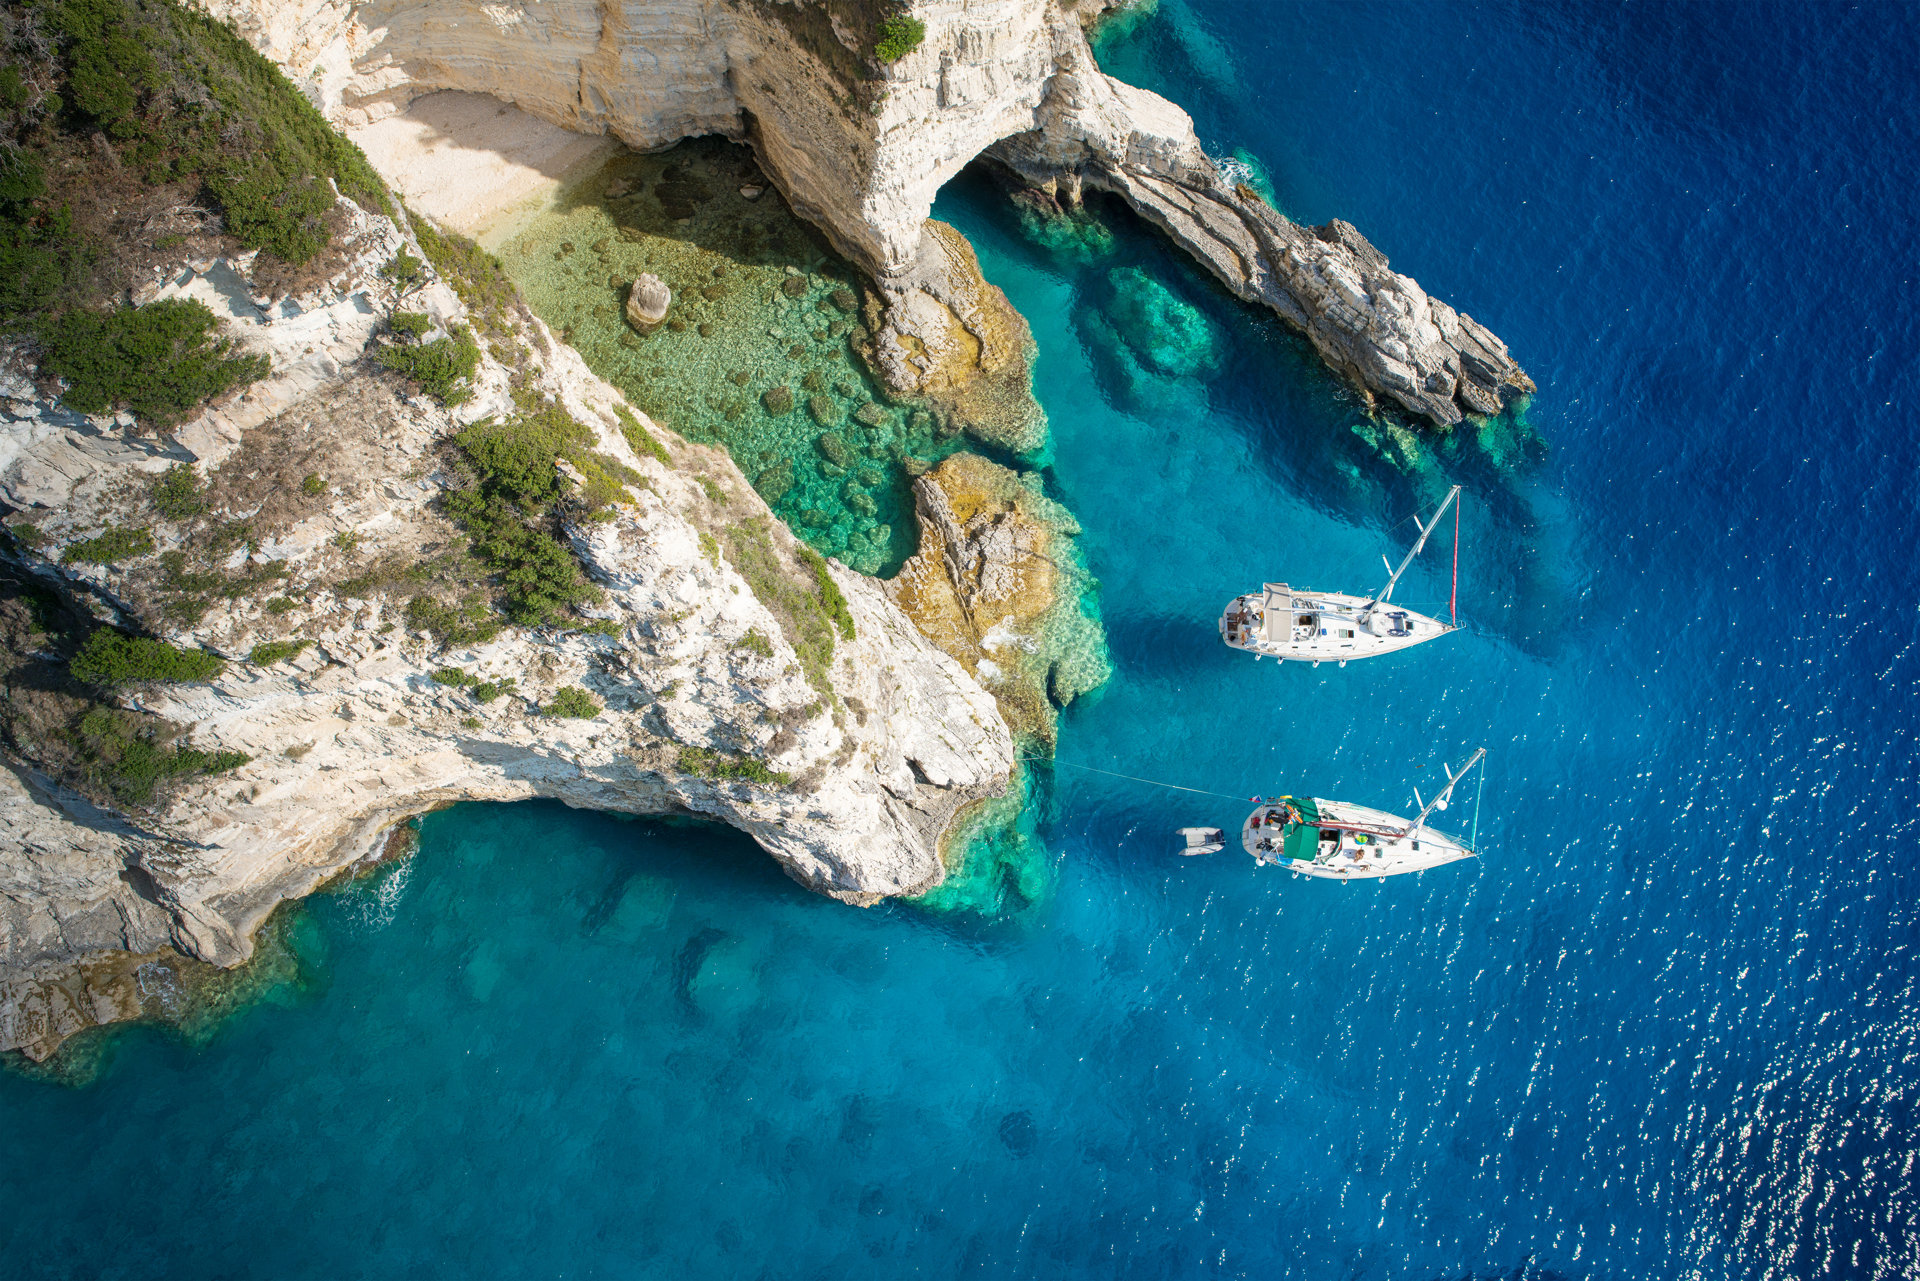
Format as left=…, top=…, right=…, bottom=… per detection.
left=5, top=2, right=1918, bottom=1276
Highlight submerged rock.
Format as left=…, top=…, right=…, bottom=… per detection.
left=1101, top=267, right=1219, bottom=379
left=625, top=273, right=671, bottom=331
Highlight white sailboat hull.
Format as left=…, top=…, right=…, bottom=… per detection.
left=1242, top=798, right=1475, bottom=880
left=1219, top=589, right=1453, bottom=664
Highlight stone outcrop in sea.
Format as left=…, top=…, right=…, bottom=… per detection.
left=889, top=452, right=1110, bottom=750
left=197, top=0, right=1529, bottom=425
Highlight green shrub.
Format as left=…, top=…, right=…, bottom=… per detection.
left=62, top=525, right=154, bottom=565
left=675, top=745, right=791, bottom=787
left=74, top=707, right=249, bottom=808
left=430, top=667, right=476, bottom=688
left=699, top=476, right=727, bottom=506
left=404, top=593, right=501, bottom=646
left=263, top=596, right=297, bottom=615
left=457, top=507, right=599, bottom=626
left=0, top=0, right=389, bottom=353
left=380, top=323, right=480, bottom=405
left=615, top=405, right=673, bottom=466
left=46, top=0, right=385, bottom=256
left=381, top=250, right=425, bottom=291
left=389, top=310, right=431, bottom=339
left=39, top=300, right=270, bottom=428
left=300, top=473, right=327, bottom=496
left=7, top=523, right=47, bottom=548
left=150, top=463, right=206, bottom=519
left=798, top=546, right=856, bottom=641
left=248, top=638, right=310, bottom=665
left=873, top=14, right=926, bottom=63
left=69, top=630, right=226, bottom=685
left=737, top=628, right=774, bottom=659
left=543, top=685, right=600, bottom=719
left=443, top=405, right=628, bottom=626
left=470, top=676, right=517, bottom=703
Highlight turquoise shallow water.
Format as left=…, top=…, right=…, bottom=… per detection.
left=6, top=2, right=1920, bottom=1276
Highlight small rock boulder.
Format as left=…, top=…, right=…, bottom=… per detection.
left=625, top=274, right=671, bottom=332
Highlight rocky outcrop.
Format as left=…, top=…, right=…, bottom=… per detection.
left=888, top=452, right=1108, bottom=749
left=624, top=274, right=671, bottom=332
left=195, top=0, right=1526, bottom=427
left=984, top=11, right=1533, bottom=424
left=0, top=196, right=1012, bottom=1060
left=860, top=221, right=1045, bottom=453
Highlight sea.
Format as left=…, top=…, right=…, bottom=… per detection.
left=4, top=2, right=1917, bottom=1276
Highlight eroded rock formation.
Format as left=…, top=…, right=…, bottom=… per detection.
left=888, top=452, right=1109, bottom=750
left=1, top=195, right=1012, bottom=1061
left=194, top=0, right=1528, bottom=425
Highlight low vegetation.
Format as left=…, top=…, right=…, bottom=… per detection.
left=1, top=0, right=389, bottom=429
left=151, top=463, right=206, bottom=520
left=441, top=404, right=643, bottom=629
left=61, top=525, right=153, bottom=565
left=405, top=208, right=519, bottom=343
left=615, top=405, right=673, bottom=466
left=39, top=299, right=270, bottom=428
left=721, top=518, right=851, bottom=699
left=247, top=638, right=309, bottom=665
left=1, top=577, right=246, bottom=811
left=68, top=629, right=225, bottom=685
left=70, top=706, right=248, bottom=807
left=543, top=685, right=599, bottom=718
left=873, top=13, right=926, bottom=63
left=676, top=745, right=791, bottom=787
left=378, top=321, right=481, bottom=406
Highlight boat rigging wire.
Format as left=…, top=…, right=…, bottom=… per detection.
left=1471, top=759, right=1486, bottom=852
left=1017, top=758, right=1248, bottom=801
left=1450, top=493, right=1460, bottom=624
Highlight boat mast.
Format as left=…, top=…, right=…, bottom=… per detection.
left=1365, top=485, right=1461, bottom=612
left=1405, top=747, right=1487, bottom=838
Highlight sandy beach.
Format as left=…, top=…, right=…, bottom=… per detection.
left=347, top=91, right=616, bottom=246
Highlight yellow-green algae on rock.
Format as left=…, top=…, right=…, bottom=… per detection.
left=491, top=139, right=999, bottom=577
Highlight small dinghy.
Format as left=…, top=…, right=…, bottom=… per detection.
left=1220, top=485, right=1462, bottom=667
left=1177, top=827, right=1226, bottom=856
left=1242, top=749, right=1487, bottom=880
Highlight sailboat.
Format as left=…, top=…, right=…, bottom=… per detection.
left=1241, top=749, right=1487, bottom=880
left=1219, top=485, right=1463, bottom=666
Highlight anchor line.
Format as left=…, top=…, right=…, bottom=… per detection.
left=1016, top=758, right=1248, bottom=801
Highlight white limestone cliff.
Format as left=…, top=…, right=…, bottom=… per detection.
left=0, top=196, right=1011, bottom=1061
left=193, top=0, right=1529, bottom=424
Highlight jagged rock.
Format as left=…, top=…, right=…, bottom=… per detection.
left=861, top=221, right=1046, bottom=454
left=888, top=453, right=1110, bottom=749
left=983, top=12, right=1533, bottom=424
left=200, top=0, right=1523, bottom=431
left=625, top=274, right=671, bottom=331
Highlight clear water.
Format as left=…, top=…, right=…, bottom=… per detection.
left=489, top=137, right=983, bottom=579
left=7, top=2, right=1919, bottom=1276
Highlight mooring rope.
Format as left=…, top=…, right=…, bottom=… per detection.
left=1017, top=757, right=1249, bottom=801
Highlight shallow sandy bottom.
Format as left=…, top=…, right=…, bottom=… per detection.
left=347, top=91, right=615, bottom=243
